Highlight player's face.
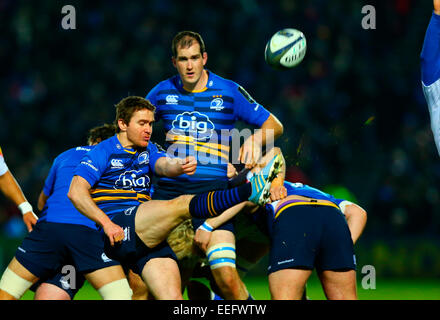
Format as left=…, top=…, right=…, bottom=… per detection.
left=173, top=42, right=208, bottom=90
left=124, top=109, right=154, bottom=148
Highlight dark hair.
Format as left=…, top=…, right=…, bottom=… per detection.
left=114, top=96, right=156, bottom=132
left=87, top=123, right=117, bottom=145
left=171, top=31, right=206, bottom=58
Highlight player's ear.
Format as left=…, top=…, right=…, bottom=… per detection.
left=117, top=119, right=128, bottom=132
left=172, top=56, right=177, bottom=68
left=202, top=52, right=208, bottom=66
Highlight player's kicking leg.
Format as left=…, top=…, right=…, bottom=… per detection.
left=135, top=154, right=283, bottom=248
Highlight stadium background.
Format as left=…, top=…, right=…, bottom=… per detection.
left=0, top=0, right=439, bottom=299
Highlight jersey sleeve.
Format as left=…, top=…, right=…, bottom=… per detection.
left=146, top=83, right=162, bottom=120
left=232, top=83, right=270, bottom=127
left=0, top=147, right=8, bottom=176
left=42, top=156, right=61, bottom=196
left=421, top=12, right=440, bottom=86
left=74, top=146, right=109, bottom=188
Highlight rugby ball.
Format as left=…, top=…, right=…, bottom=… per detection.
left=264, top=28, right=307, bottom=70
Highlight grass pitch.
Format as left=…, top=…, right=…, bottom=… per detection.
left=21, top=272, right=440, bottom=300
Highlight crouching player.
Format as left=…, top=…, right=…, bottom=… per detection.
left=262, top=180, right=365, bottom=300
left=192, top=148, right=367, bottom=300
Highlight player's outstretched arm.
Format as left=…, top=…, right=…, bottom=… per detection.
left=68, top=175, right=124, bottom=246
left=239, top=114, right=284, bottom=168
left=154, top=156, right=197, bottom=177
left=0, top=170, right=37, bottom=232
left=194, top=202, right=249, bottom=252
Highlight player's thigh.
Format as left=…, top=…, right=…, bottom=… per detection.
left=84, top=265, right=126, bottom=290
left=34, top=282, right=71, bottom=300
left=135, top=196, right=193, bottom=248
left=268, top=268, right=312, bottom=300
left=318, top=269, right=357, bottom=300
left=6, top=257, right=39, bottom=283
left=141, top=257, right=182, bottom=300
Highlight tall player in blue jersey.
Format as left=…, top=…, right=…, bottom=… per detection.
left=67, top=96, right=282, bottom=299
left=146, top=31, right=284, bottom=300
left=0, top=124, right=136, bottom=300
left=421, top=0, right=440, bottom=155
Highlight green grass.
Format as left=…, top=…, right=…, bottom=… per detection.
left=21, top=273, right=440, bottom=300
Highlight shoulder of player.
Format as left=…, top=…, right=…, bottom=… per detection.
left=147, top=141, right=166, bottom=153
left=208, top=71, right=240, bottom=90
left=148, top=76, right=179, bottom=95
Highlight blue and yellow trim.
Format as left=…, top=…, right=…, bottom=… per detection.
left=274, top=201, right=340, bottom=219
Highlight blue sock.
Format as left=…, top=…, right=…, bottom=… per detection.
left=189, top=184, right=251, bottom=218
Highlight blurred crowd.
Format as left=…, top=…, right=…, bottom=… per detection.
left=0, top=0, right=438, bottom=240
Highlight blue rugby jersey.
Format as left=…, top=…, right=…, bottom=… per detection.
left=266, top=181, right=345, bottom=225
left=39, top=145, right=98, bottom=229
left=146, top=70, right=271, bottom=187
left=283, top=181, right=344, bottom=206
left=421, top=12, right=440, bottom=156
left=73, top=135, right=166, bottom=219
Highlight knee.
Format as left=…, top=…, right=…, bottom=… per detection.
left=213, top=267, right=240, bottom=290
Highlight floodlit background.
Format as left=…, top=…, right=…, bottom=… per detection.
left=0, top=0, right=439, bottom=299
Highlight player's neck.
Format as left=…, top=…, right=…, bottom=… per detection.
left=182, top=70, right=208, bottom=92
left=116, top=132, right=143, bottom=150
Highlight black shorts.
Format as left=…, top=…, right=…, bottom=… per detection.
left=104, top=206, right=177, bottom=275
left=30, top=269, right=86, bottom=299
left=268, top=204, right=356, bottom=274
left=152, top=179, right=228, bottom=200
left=16, top=221, right=119, bottom=295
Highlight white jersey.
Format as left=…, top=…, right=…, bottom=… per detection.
left=0, top=146, right=9, bottom=176
left=423, top=78, right=440, bottom=156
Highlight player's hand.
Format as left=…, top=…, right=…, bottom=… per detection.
left=103, top=221, right=125, bottom=246
left=238, top=137, right=262, bottom=169
left=227, top=163, right=238, bottom=179
left=194, top=228, right=212, bottom=253
left=270, top=185, right=287, bottom=201
left=181, top=156, right=197, bottom=175
left=22, top=211, right=38, bottom=232
left=435, top=0, right=440, bottom=15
